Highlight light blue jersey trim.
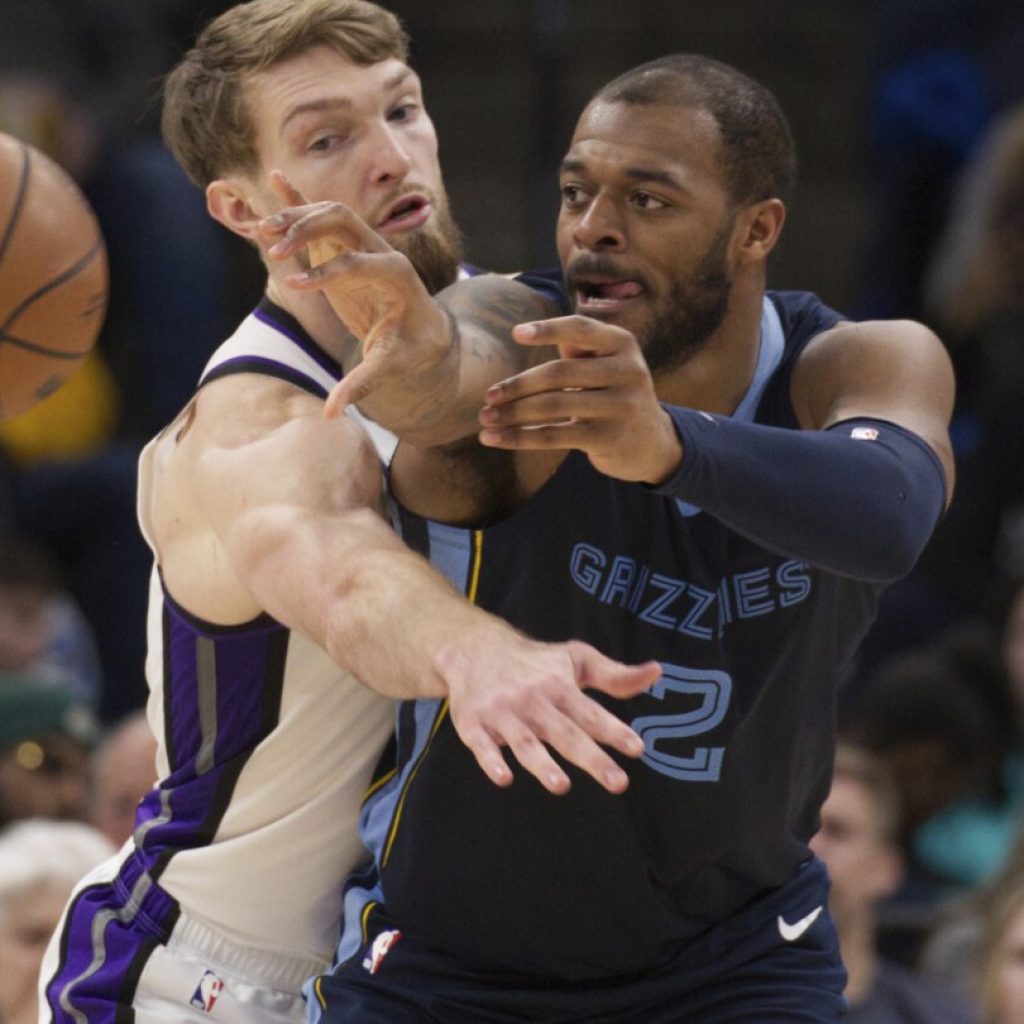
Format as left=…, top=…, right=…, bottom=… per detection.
left=676, top=296, right=785, bottom=518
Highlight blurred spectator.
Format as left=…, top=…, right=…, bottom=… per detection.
left=3, top=448, right=152, bottom=723
left=844, top=649, right=1001, bottom=863
left=0, top=0, right=260, bottom=439
left=0, top=536, right=102, bottom=707
left=810, top=743, right=978, bottom=1022
left=845, top=0, right=1024, bottom=685
left=974, top=874, right=1024, bottom=1024
left=856, top=0, right=1024, bottom=323
left=88, top=710, right=156, bottom=849
left=922, top=825, right=1024, bottom=1010
left=0, top=676, right=98, bottom=828
left=0, top=3, right=259, bottom=722
left=842, top=646, right=1001, bottom=964
left=0, top=819, right=114, bottom=1024
left=919, top=103, right=1024, bottom=606
left=907, top=583, right=1024, bottom=889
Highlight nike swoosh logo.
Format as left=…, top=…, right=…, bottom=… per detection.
left=777, top=905, right=823, bottom=942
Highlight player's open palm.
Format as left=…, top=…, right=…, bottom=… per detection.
left=438, top=633, right=660, bottom=795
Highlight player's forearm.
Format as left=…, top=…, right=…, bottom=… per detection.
left=343, top=277, right=554, bottom=447
left=231, top=503, right=507, bottom=700
left=655, top=408, right=948, bottom=582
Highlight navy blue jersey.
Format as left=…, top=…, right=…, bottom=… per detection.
left=342, top=290, right=881, bottom=981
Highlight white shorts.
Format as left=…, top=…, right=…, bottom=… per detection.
left=39, top=852, right=327, bottom=1024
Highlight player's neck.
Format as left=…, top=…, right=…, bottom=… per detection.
left=264, top=277, right=358, bottom=364
left=653, top=286, right=765, bottom=416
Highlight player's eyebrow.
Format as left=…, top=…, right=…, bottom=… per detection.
left=623, top=166, right=685, bottom=191
left=281, top=68, right=415, bottom=132
left=559, top=157, right=686, bottom=193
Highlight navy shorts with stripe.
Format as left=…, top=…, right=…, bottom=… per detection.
left=308, top=858, right=846, bottom=1023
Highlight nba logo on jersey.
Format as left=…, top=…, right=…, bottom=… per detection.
left=850, top=426, right=879, bottom=441
left=190, top=970, right=224, bottom=1013
left=362, top=929, right=403, bottom=974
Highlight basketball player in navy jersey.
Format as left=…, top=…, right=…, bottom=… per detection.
left=269, top=55, right=955, bottom=1022
left=37, top=5, right=660, bottom=1023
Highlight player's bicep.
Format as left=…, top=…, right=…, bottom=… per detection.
left=793, top=320, right=956, bottom=500
left=186, top=386, right=384, bottom=568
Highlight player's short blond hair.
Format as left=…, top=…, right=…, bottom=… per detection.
left=162, top=0, right=409, bottom=189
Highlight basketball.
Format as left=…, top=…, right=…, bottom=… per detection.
left=0, top=131, right=108, bottom=420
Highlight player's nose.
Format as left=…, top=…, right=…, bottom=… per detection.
left=573, top=194, right=626, bottom=252
left=367, top=122, right=413, bottom=186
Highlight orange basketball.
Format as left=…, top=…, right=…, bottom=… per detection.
left=0, top=131, right=108, bottom=420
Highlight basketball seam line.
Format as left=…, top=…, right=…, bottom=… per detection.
left=0, top=141, right=30, bottom=273
left=0, top=240, right=104, bottom=334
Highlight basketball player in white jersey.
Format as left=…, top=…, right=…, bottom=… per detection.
left=38, top=4, right=659, bottom=1023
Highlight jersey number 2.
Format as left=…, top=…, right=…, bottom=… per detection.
left=630, top=664, right=732, bottom=782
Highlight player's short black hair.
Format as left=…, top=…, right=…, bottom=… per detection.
left=595, top=54, right=797, bottom=206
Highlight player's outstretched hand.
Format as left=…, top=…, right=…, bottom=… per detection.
left=437, top=634, right=660, bottom=795
left=479, top=314, right=683, bottom=485
left=258, top=173, right=453, bottom=419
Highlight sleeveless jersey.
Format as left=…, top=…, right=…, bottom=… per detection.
left=341, top=289, right=884, bottom=980
left=131, top=297, right=395, bottom=964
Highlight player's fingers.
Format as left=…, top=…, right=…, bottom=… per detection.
left=480, top=384, right=650, bottom=430
left=502, top=726, right=572, bottom=795
left=527, top=709, right=631, bottom=793
left=268, top=169, right=309, bottom=208
left=286, top=250, right=414, bottom=295
left=483, top=358, right=633, bottom=411
left=511, top=315, right=637, bottom=356
left=324, top=376, right=354, bottom=420
left=323, top=335, right=409, bottom=417
left=267, top=215, right=360, bottom=262
left=478, top=421, right=602, bottom=451
left=269, top=205, right=391, bottom=262
left=324, top=362, right=374, bottom=418
left=568, top=642, right=662, bottom=699
left=558, top=689, right=646, bottom=764
left=449, top=719, right=515, bottom=788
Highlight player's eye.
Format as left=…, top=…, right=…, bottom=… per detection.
left=309, top=134, right=345, bottom=153
left=388, top=103, right=418, bottom=123
left=561, top=184, right=588, bottom=206
left=632, top=191, right=666, bottom=210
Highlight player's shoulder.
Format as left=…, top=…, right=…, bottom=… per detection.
left=436, top=268, right=564, bottom=326
left=798, top=314, right=945, bottom=369
left=770, top=290, right=943, bottom=369
left=767, top=289, right=845, bottom=346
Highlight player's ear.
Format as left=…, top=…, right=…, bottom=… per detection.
left=206, top=177, right=265, bottom=243
left=734, top=198, right=785, bottom=264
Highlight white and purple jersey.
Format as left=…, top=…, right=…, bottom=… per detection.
left=41, top=298, right=396, bottom=1021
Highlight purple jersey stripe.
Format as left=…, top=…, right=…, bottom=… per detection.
left=162, top=600, right=285, bottom=772
left=201, top=356, right=330, bottom=398
left=133, top=599, right=289, bottom=877
left=45, top=853, right=179, bottom=1024
left=253, top=297, right=342, bottom=379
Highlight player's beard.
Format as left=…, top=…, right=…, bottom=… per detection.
left=641, top=224, right=733, bottom=374
left=389, top=194, right=464, bottom=297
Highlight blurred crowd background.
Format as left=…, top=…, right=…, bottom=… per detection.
left=2, top=1, right=1024, bottom=1021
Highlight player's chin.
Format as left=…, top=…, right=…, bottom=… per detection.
left=573, top=301, right=650, bottom=338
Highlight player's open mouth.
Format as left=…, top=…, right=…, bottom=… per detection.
left=378, top=194, right=432, bottom=234
left=574, top=278, right=645, bottom=313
